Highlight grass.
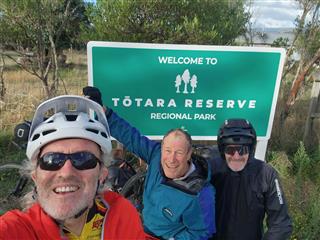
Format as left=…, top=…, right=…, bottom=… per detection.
left=0, top=50, right=87, bottom=132
left=268, top=144, right=320, bottom=240
left=0, top=132, right=29, bottom=214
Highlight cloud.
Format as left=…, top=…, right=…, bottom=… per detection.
left=250, top=0, right=302, bottom=28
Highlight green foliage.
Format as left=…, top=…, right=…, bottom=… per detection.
left=0, top=131, right=26, bottom=165
left=296, top=20, right=320, bottom=60
left=290, top=186, right=320, bottom=240
left=267, top=151, right=291, bottom=178
left=268, top=146, right=320, bottom=239
left=0, top=132, right=28, bottom=215
left=0, top=0, right=88, bottom=51
left=292, top=1, right=320, bottom=65
left=271, top=37, right=290, bottom=48
left=292, top=141, right=311, bottom=179
left=309, top=146, right=320, bottom=183
left=285, top=144, right=320, bottom=239
left=0, top=0, right=90, bottom=96
left=0, top=167, right=25, bottom=215
left=83, top=0, right=249, bottom=44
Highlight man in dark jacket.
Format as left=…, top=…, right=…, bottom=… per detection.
left=211, top=119, right=292, bottom=240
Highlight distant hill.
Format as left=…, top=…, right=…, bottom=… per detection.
left=237, top=27, right=295, bottom=46
left=252, top=27, right=295, bottom=45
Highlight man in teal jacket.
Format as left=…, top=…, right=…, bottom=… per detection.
left=84, top=87, right=216, bottom=240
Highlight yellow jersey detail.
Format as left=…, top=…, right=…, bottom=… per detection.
left=64, top=198, right=107, bottom=240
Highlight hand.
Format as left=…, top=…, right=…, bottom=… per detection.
left=83, top=86, right=103, bottom=106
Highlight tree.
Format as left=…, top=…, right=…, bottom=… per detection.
left=271, top=37, right=290, bottom=48
left=256, top=30, right=268, bottom=44
left=0, top=0, right=88, bottom=97
left=0, top=54, right=5, bottom=100
left=83, top=0, right=250, bottom=45
left=284, top=0, right=320, bottom=115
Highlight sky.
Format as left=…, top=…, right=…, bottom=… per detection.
left=250, top=0, right=302, bottom=28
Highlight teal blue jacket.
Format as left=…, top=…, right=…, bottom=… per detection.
left=107, top=111, right=216, bottom=240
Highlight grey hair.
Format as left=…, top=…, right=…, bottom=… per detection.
left=19, top=159, right=37, bottom=210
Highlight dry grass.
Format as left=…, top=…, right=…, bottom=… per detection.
left=0, top=50, right=87, bottom=131
left=269, top=95, right=319, bottom=153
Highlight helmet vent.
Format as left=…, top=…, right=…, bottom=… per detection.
left=43, top=129, right=57, bottom=136
left=66, top=115, right=77, bottom=121
left=101, top=132, right=108, bottom=138
left=31, top=134, right=40, bottom=141
left=86, top=128, right=99, bottom=134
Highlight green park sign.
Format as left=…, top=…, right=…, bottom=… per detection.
left=88, top=41, right=285, bottom=141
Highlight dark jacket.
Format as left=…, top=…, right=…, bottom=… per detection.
left=210, top=156, right=292, bottom=240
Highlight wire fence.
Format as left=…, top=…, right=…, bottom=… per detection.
left=0, top=50, right=87, bottom=131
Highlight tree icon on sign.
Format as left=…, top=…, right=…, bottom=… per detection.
left=190, top=75, right=197, bottom=93
left=175, top=75, right=182, bottom=93
left=182, top=69, right=190, bottom=94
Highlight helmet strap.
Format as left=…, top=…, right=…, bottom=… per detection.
left=32, top=186, right=38, bottom=200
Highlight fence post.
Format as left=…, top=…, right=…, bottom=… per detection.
left=303, top=69, right=320, bottom=148
left=0, top=54, right=5, bottom=100
left=255, top=140, right=268, bottom=161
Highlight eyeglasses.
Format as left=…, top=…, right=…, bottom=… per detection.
left=224, top=145, right=249, bottom=156
left=38, top=152, right=100, bottom=171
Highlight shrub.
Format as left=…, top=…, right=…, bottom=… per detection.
left=292, top=141, right=311, bottom=179
left=268, top=147, right=320, bottom=239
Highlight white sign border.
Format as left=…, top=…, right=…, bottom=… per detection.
left=87, top=41, right=286, bottom=159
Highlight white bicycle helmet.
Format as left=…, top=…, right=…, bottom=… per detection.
left=26, top=95, right=112, bottom=166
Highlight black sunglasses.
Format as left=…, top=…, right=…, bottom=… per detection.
left=38, top=151, right=101, bottom=171
left=224, top=145, right=249, bottom=156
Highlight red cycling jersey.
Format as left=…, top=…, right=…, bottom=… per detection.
left=0, top=191, right=153, bottom=240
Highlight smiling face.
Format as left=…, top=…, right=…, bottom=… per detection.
left=224, top=145, right=249, bottom=172
left=32, top=138, right=106, bottom=221
left=161, top=131, right=192, bottom=179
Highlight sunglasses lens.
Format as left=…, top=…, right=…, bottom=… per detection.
left=39, top=153, right=66, bottom=171
left=71, top=152, right=99, bottom=170
left=38, top=152, right=100, bottom=171
left=225, top=146, right=238, bottom=155
left=224, top=146, right=249, bottom=156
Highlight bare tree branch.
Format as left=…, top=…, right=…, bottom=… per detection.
left=285, top=47, right=320, bottom=113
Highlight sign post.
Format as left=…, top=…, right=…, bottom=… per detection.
left=88, top=41, right=285, bottom=160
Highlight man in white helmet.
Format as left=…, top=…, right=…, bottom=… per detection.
left=0, top=95, right=151, bottom=239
